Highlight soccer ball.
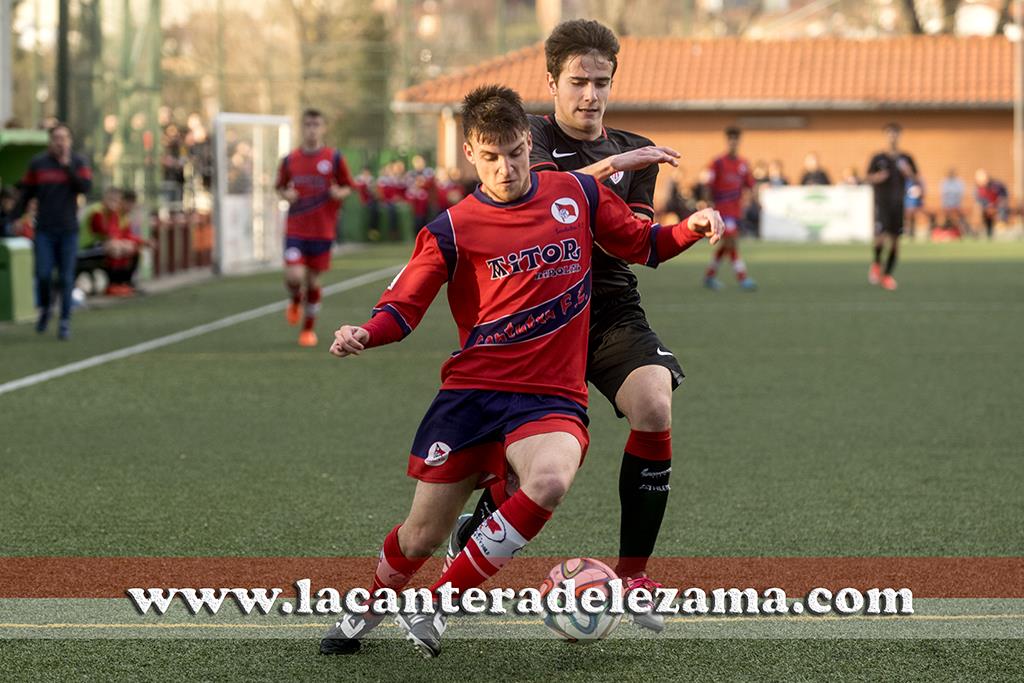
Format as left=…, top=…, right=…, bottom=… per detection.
left=540, top=558, right=622, bottom=641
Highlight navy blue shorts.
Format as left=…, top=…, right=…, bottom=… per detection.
left=284, top=236, right=333, bottom=271
left=408, top=389, right=590, bottom=485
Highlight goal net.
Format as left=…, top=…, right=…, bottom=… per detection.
left=212, top=113, right=292, bottom=275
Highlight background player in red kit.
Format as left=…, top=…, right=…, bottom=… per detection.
left=704, top=126, right=758, bottom=291
left=319, top=85, right=722, bottom=658
left=276, top=108, right=354, bottom=346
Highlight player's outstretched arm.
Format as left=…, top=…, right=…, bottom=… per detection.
left=588, top=176, right=723, bottom=266
left=330, top=325, right=370, bottom=358
left=577, top=146, right=680, bottom=183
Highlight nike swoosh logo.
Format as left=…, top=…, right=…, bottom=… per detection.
left=552, top=149, right=576, bottom=158
left=656, top=348, right=674, bottom=357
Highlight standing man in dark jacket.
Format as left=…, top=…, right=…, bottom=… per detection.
left=13, top=123, right=93, bottom=339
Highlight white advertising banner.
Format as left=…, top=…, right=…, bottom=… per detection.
left=760, top=185, right=875, bottom=243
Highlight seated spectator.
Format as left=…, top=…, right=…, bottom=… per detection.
left=6, top=195, right=36, bottom=239
left=434, top=168, right=465, bottom=213
left=767, top=159, right=789, bottom=187
left=904, top=178, right=927, bottom=239
left=85, top=187, right=143, bottom=295
left=1, top=186, right=18, bottom=236
left=839, top=166, right=862, bottom=185
left=800, top=153, right=831, bottom=185
left=974, top=169, right=1009, bottom=240
left=937, top=168, right=967, bottom=236
left=406, top=175, right=431, bottom=231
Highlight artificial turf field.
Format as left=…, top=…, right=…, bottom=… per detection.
left=1, top=240, right=1021, bottom=681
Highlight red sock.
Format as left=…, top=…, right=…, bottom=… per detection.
left=370, top=524, right=429, bottom=594
left=303, top=286, right=321, bottom=331
left=287, top=281, right=302, bottom=305
left=728, top=247, right=748, bottom=281
left=705, top=245, right=726, bottom=278
left=430, top=490, right=551, bottom=593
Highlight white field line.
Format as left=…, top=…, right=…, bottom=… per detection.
left=0, top=265, right=402, bottom=397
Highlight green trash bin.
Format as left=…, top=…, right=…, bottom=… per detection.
left=0, top=237, right=36, bottom=323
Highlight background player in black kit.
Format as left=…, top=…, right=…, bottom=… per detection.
left=866, top=122, right=918, bottom=291
left=449, top=19, right=684, bottom=633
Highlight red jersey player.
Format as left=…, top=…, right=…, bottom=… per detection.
left=704, top=126, right=757, bottom=291
left=319, top=85, right=722, bottom=658
left=275, top=108, right=354, bottom=346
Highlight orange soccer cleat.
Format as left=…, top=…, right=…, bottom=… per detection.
left=298, top=329, right=318, bottom=347
left=868, top=263, right=882, bottom=285
left=286, top=302, right=301, bottom=326
left=881, top=275, right=898, bottom=291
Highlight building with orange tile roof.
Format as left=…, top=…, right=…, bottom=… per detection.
left=395, top=36, right=1017, bottom=213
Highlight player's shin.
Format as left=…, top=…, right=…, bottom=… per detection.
left=303, top=286, right=322, bottom=331
left=431, top=489, right=551, bottom=594
left=371, top=524, right=429, bottom=594
left=616, top=429, right=672, bottom=579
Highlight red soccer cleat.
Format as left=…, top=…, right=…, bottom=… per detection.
left=298, top=329, right=318, bottom=347
left=881, top=275, right=898, bottom=291
left=286, top=302, right=301, bottom=326
left=868, top=263, right=882, bottom=285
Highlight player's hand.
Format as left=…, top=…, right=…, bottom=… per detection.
left=282, top=184, right=299, bottom=203
left=687, top=208, right=724, bottom=245
left=329, top=183, right=351, bottom=201
left=330, top=325, right=370, bottom=357
left=872, top=169, right=890, bottom=183
left=896, top=159, right=913, bottom=176
left=611, top=146, right=680, bottom=172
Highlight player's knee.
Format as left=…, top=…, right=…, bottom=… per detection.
left=398, top=520, right=446, bottom=558
left=627, top=395, right=672, bottom=432
left=524, top=471, right=572, bottom=509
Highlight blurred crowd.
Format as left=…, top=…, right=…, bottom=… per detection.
left=659, top=152, right=1013, bottom=240
left=350, top=156, right=475, bottom=236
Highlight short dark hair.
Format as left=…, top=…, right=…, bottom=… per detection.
left=884, top=122, right=902, bottom=133
left=48, top=122, right=72, bottom=138
left=302, top=108, right=324, bottom=120
left=725, top=126, right=742, bottom=138
left=122, top=189, right=138, bottom=203
left=545, top=19, right=620, bottom=81
left=461, top=85, right=528, bottom=146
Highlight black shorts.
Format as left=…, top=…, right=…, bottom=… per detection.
left=875, top=204, right=905, bottom=236
left=587, top=290, right=684, bottom=418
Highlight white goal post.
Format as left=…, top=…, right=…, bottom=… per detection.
left=213, top=113, right=292, bottom=275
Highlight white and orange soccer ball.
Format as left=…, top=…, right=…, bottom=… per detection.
left=539, top=558, right=622, bottom=641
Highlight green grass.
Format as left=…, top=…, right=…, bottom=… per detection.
left=1, top=240, right=1022, bottom=679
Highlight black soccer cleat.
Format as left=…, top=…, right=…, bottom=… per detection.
left=319, top=609, right=386, bottom=655
left=395, top=611, right=447, bottom=659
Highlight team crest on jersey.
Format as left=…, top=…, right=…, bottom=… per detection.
left=550, top=198, right=580, bottom=225
left=610, top=171, right=624, bottom=184
left=425, top=441, right=451, bottom=466
left=316, top=159, right=333, bottom=175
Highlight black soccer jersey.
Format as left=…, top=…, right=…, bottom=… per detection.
left=867, top=151, right=918, bottom=209
left=529, top=114, right=658, bottom=296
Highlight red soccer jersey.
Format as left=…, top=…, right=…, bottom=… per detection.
left=707, top=154, right=754, bottom=220
left=361, top=171, right=704, bottom=407
left=276, top=147, right=354, bottom=240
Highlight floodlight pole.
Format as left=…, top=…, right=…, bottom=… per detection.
left=0, top=0, right=11, bottom=124
left=1015, top=0, right=1024, bottom=210
left=57, top=0, right=70, bottom=122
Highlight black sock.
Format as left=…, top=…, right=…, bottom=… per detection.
left=873, top=245, right=883, bottom=264
left=617, top=452, right=672, bottom=578
left=885, top=247, right=898, bottom=275
left=456, top=488, right=497, bottom=550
